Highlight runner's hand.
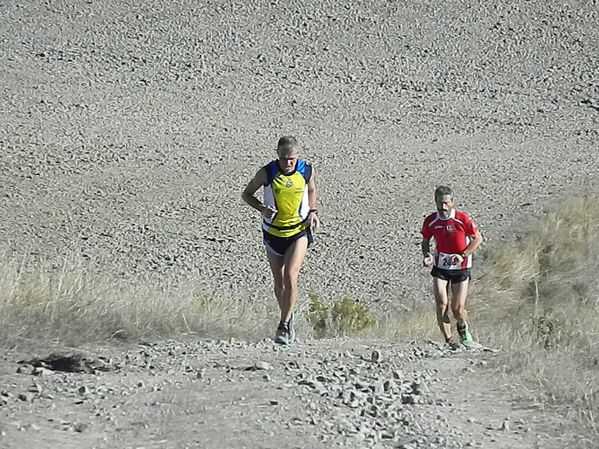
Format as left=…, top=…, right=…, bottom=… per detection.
left=450, top=254, right=464, bottom=265
left=310, top=212, right=320, bottom=233
left=261, top=206, right=277, bottom=220
left=423, top=253, right=433, bottom=267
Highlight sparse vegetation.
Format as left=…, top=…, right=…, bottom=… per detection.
left=1, top=197, right=597, bottom=434
left=307, top=293, right=377, bottom=338
left=0, top=260, right=273, bottom=348
left=369, top=303, right=437, bottom=341
left=470, top=197, right=599, bottom=431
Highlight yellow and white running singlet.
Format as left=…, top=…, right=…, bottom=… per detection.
left=262, top=159, right=312, bottom=238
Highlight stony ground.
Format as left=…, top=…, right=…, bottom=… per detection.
left=0, top=0, right=598, bottom=447
left=0, top=339, right=590, bottom=449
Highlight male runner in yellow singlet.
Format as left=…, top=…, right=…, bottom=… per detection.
left=242, top=136, right=319, bottom=344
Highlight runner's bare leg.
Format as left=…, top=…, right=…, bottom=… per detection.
left=280, top=236, right=309, bottom=323
left=450, top=278, right=469, bottom=327
left=433, top=277, right=452, bottom=340
left=266, top=251, right=285, bottom=317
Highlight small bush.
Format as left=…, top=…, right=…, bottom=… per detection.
left=531, top=312, right=561, bottom=349
left=307, top=294, right=377, bottom=338
left=331, top=297, right=377, bottom=334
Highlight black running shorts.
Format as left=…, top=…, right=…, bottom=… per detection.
left=263, top=229, right=313, bottom=256
left=431, top=266, right=471, bottom=284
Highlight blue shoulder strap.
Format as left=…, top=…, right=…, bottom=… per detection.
left=265, top=160, right=279, bottom=185
left=297, top=160, right=312, bottom=183
left=266, top=160, right=311, bottom=184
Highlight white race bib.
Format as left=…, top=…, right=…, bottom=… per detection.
left=437, top=251, right=461, bottom=270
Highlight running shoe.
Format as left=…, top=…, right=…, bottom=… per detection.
left=274, top=322, right=290, bottom=345
left=457, top=323, right=473, bottom=344
left=288, top=313, right=296, bottom=344
left=445, top=336, right=460, bottom=350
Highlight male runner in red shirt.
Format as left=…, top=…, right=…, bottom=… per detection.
left=421, top=186, right=483, bottom=347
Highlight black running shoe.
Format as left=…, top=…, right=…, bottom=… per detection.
left=274, top=322, right=290, bottom=345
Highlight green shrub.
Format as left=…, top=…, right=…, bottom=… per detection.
left=307, top=294, right=377, bottom=338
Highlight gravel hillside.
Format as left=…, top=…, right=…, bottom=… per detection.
left=1, top=0, right=597, bottom=306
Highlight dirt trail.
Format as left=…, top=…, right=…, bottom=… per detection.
left=0, top=339, right=589, bottom=449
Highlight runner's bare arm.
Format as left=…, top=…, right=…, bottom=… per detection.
left=241, top=168, right=277, bottom=219
left=421, top=238, right=433, bottom=266
left=462, top=230, right=483, bottom=257
left=452, top=230, right=483, bottom=264
left=307, top=167, right=317, bottom=209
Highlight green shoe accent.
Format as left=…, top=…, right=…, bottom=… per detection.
left=461, top=329, right=473, bottom=343
left=458, top=324, right=473, bottom=343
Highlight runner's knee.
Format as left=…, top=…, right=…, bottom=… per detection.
left=452, top=303, right=466, bottom=317
left=436, top=300, right=449, bottom=313
left=283, top=276, right=299, bottom=290
left=284, top=265, right=302, bottom=282
left=434, top=292, right=449, bottom=305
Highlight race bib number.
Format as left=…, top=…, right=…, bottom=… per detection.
left=437, top=252, right=461, bottom=270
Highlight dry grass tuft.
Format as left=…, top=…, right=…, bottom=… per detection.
left=0, top=258, right=274, bottom=348
left=471, top=197, right=599, bottom=431
left=369, top=303, right=437, bottom=341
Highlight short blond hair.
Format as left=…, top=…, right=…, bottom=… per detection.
left=277, top=136, right=298, bottom=154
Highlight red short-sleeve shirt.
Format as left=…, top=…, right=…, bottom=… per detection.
left=421, top=209, right=478, bottom=270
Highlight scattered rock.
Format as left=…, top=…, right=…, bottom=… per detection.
left=17, top=393, right=34, bottom=402
left=73, top=422, right=89, bottom=433
left=33, top=367, right=55, bottom=376
left=401, top=394, right=417, bottom=405
left=20, top=353, right=110, bottom=374
left=298, top=378, right=317, bottom=387
left=371, top=350, right=382, bottom=363
left=411, top=381, right=428, bottom=395
left=27, top=383, right=42, bottom=394
left=252, top=361, right=273, bottom=371
left=16, top=364, right=35, bottom=375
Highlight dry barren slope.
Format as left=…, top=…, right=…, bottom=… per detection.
left=0, top=0, right=597, bottom=306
